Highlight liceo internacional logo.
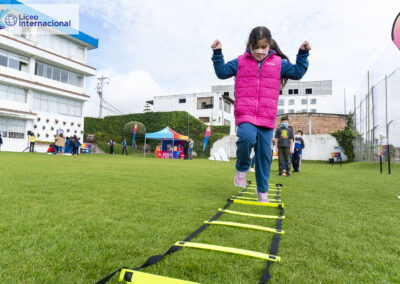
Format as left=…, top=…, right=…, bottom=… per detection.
left=0, top=4, right=79, bottom=34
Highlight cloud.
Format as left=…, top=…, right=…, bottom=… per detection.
left=84, top=69, right=165, bottom=117
left=52, top=0, right=400, bottom=115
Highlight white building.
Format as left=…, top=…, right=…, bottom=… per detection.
left=0, top=1, right=98, bottom=152
left=148, top=89, right=236, bottom=134
left=278, top=80, right=333, bottom=114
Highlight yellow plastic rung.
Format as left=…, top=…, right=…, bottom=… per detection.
left=232, top=196, right=281, bottom=202
left=118, top=269, right=197, bottom=283
left=248, top=182, right=283, bottom=187
left=231, top=198, right=284, bottom=208
left=174, top=241, right=281, bottom=262
left=218, top=208, right=285, bottom=219
left=241, top=192, right=280, bottom=197
left=204, top=220, right=284, bottom=234
left=247, top=186, right=281, bottom=191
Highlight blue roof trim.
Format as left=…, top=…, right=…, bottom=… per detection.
left=1, top=0, right=98, bottom=49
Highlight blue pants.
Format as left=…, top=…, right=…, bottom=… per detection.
left=250, top=156, right=256, bottom=168
left=236, top=123, right=274, bottom=193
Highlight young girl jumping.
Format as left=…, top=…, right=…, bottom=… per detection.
left=211, top=26, right=311, bottom=202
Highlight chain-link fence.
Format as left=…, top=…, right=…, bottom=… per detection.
left=353, top=67, right=400, bottom=162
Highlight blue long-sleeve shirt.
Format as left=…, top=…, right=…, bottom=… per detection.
left=211, top=49, right=309, bottom=80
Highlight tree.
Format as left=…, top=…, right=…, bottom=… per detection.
left=143, top=103, right=152, bottom=113
left=331, top=112, right=356, bottom=162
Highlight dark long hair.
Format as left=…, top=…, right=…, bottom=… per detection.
left=246, top=26, right=290, bottom=87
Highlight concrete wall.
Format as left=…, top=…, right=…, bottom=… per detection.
left=211, top=134, right=347, bottom=161
left=301, top=134, right=347, bottom=161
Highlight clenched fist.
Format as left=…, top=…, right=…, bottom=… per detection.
left=300, top=41, right=311, bottom=51
left=211, top=39, right=222, bottom=50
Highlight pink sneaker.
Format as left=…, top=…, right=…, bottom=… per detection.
left=257, top=190, right=270, bottom=203
left=233, top=171, right=247, bottom=187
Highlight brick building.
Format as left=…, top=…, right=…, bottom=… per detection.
left=275, top=113, right=347, bottom=135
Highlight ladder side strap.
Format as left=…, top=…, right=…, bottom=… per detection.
left=259, top=206, right=285, bottom=284
left=174, top=241, right=281, bottom=262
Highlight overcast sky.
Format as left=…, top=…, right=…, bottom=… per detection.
left=25, top=0, right=400, bottom=117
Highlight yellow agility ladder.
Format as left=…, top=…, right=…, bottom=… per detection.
left=96, top=181, right=284, bottom=284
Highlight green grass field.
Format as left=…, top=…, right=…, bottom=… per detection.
left=0, top=152, right=399, bottom=284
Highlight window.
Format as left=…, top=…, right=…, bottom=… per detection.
left=301, top=109, right=307, bottom=112
left=61, top=70, right=69, bottom=83
left=278, top=99, right=284, bottom=106
left=8, top=58, right=20, bottom=70
left=0, top=54, right=7, bottom=66
left=0, top=49, right=29, bottom=71
left=311, top=109, right=317, bottom=113
left=289, top=109, right=295, bottom=113
left=35, top=61, right=84, bottom=87
left=223, top=91, right=229, bottom=96
left=277, top=109, right=284, bottom=115
left=52, top=67, right=61, bottom=81
left=224, top=101, right=231, bottom=113
left=197, top=97, right=213, bottom=109
left=310, top=98, right=317, bottom=104
left=179, top=98, right=186, bottom=103
left=35, top=34, right=86, bottom=62
left=0, top=117, right=25, bottom=139
left=33, top=91, right=82, bottom=117
left=305, top=88, right=312, bottom=94
left=224, top=119, right=230, bottom=126
left=279, top=90, right=282, bottom=95
left=289, top=99, right=295, bottom=105
left=294, top=89, right=299, bottom=95
left=199, top=117, right=210, bottom=123
left=288, top=89, right=293, bottom=95
left=219, top=98, right=222, bottom=109
left=301, top=99, right=308, bottom=105
left=0, top=84, right=27, bottom=103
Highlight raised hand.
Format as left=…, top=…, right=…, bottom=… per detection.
left=211, top=39, right=222, bottom=50
left=300, top=41, right=311, bottom=51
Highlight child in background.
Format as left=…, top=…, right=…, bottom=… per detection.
left=292, top=130, right=305, bottom=172
left=211, top=26, right=310, bottom=202
left=275, top=116, right=294, bottom=177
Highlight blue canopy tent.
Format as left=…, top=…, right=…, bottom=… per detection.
left=144, top=126, right=188, bottom=158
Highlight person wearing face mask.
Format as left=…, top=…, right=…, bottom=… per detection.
left=211, top=26, right=310, bottom=202
left=292, top=130, right=305, bottom=172
left=274, top=116, right=294, bottom=177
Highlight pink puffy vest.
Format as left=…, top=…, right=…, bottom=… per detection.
left=234, top=51, right=282, bottom=129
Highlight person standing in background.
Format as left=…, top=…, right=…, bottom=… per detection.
left=0, top=134, right=3, bottom=151
left=182, top=139, right=189, bottom=160
left=29, top=132, right=36, bottom=152
left=55, top=134, right=65, bottom=155
left=121, top=138, right=128, bottom=156
left=275, top=116, right=294, bottom=177
left=188, top=138, right=194, bottom=160
left=73, top=135, right=81, bottom=155
left=109, top=139, right=115, bottom=154
left=292, top=130, right=305, bottom=172
left=65, top=137, right=70, bottom=154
